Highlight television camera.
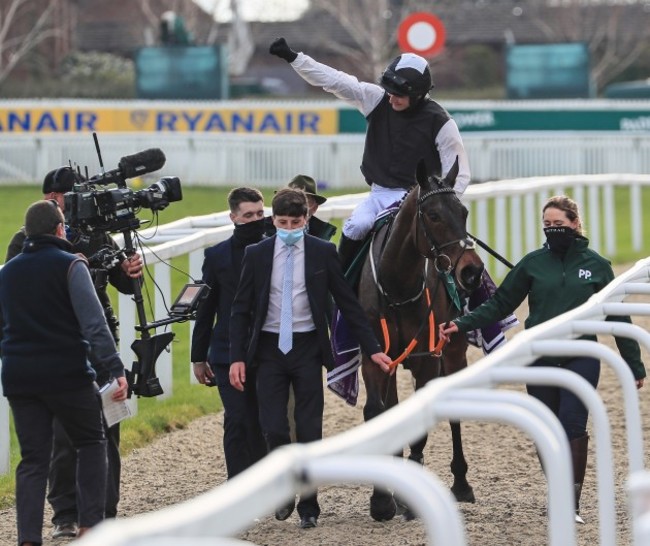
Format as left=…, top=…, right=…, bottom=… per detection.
left=64, top=148, right=182, bottom=233
left=67, top=137, right=208, bottom=398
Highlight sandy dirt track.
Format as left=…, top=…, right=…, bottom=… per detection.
left=1, top=265, right=649, bottom=546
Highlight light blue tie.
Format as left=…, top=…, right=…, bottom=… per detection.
left=278, top=244, right=295, bottom=354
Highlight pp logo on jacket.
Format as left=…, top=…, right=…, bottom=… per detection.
left=579, top=269, right=592, bottom=280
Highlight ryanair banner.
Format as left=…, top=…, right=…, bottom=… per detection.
left=0, top=105, right=339, bottom=134
left=2, top=100, right=649, bottom=134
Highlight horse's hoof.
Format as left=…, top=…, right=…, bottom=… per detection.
left=451, top=483, right=476, bottom=503
left=401, top=507, right=418, bottom=522
left=370, top=494, right=397, bottom=522
left=396, top=493, right=418, bottom=521
left=408, top=453, right=424, bottom=465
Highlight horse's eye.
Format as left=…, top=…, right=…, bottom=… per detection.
left=427, top=212, right=440, bottom=222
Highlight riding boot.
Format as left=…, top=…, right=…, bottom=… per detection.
left=338, top=234, right=366, bottom=292
left=338, top=234, right=365, bottom=275
left=570, top=434, right=589, bottom=524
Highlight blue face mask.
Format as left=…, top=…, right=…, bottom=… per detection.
left=277, top=227, right=305, bottom=246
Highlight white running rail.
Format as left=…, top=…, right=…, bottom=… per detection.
left=2, top=178, right=650, bottom=545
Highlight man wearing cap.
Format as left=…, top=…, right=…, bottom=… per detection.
left=5, top=167, right=143, bottom=539
left=269, top=37, right=470, bottom=273
left=265, top=174, right=337, bottom=242
left=287, top=175, right=337, bottom=241
left=0, top=200, right=129, bottom=544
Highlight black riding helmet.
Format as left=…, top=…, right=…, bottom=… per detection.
left=380, top=53, right=434, bottom=98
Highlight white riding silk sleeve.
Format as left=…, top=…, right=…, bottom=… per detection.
left=436, top=119, right=471, bottom=196
left=291, top=53, right=384, bottom=117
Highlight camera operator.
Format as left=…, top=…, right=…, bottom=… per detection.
left=0, top=200, right=129, bottom=545
left=4, top=166, right=143, bottom=539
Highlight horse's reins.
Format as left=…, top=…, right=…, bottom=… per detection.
left=468, top=232, right=514, bottom=269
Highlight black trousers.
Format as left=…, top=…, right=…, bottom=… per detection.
left=526, top=357, right=600, bottom=440
left=9, top=384, right=107, bottom=545
left=47, top=417, right=121, bottom=523
left=255, top=331, right=323, bottom=519
left=214, top=364, right=267, bottom=479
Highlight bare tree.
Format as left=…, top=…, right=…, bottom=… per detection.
left=521, top=1, right=649, bottom=90
left=310, top=0, right=403, bottom=80
left=306, top=0, right=461, bottom=81
left=0, top=0, right=60, bottom=86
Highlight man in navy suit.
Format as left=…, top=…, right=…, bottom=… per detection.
left=230, top=188, right=391, bottom=529
left=191, top=187, right=268, bottom=479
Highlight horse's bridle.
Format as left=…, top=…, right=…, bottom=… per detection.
left=370, top=183, right=477, bottom=376
left=416, top=185, right=476, bottom=274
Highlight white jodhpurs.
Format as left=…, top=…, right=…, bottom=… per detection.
left=342, top=184, right=407, bottom=241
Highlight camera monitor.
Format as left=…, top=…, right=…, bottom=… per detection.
left=169, top=283, right=209, bottom=316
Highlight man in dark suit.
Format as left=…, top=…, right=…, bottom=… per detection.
left=191, top=187, right=267, bottom=479
left=229, top=188, right=391, bottom=529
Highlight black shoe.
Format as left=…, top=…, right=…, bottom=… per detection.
left=299, top=515, right=318, bottom=529
left=52, top=522, right=78, bottom=539
left=274, top=499, right=295, bottom=521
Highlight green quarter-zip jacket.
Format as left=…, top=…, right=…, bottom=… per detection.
left=455, top=236, right=645, bottom=379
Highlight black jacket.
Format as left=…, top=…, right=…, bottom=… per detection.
left=230, top=234, right=381, bottom=371
left=191, top=237, right=243, bottom=366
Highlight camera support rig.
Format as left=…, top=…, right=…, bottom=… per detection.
left=121, top=229, right=209, bottom=398
left=122, top=230, right=172, bottom=397
left=67, top=133, right=207, bottom=398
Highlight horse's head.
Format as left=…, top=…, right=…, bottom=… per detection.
left=414, top=159, right=484, bottom=293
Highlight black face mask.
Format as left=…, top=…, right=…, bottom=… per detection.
left=233, top=218, right=265, bottom=246
left=544, top=226, right=576, bottom=254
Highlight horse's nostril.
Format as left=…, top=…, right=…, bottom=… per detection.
left=461, top=264, right=484, bottom=291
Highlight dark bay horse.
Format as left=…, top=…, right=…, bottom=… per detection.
left=359, top=159, right=484, bottom=521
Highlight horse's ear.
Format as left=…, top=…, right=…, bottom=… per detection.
left=443, top=156, right=460, bottom=189
left=416, top=159, right=429, bottom=189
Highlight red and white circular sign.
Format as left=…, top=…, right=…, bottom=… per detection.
left=397, top=12, right=446, bottom=58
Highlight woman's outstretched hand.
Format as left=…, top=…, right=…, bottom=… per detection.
left=438, top=321, right=459, bottom=342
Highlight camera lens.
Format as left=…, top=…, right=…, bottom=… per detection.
left=150, top=177, right=182, bottom=203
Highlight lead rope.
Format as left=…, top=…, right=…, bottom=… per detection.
left=384, top=255, right=464, bottom=373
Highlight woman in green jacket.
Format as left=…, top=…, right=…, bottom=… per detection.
left=440, top=195, right=646, bottom=524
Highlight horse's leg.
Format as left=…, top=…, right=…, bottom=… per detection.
left=449, top=420, right=475, bottom=503
left=362, top=357, right=399, bottom=522
left=442, top=339, right=476, bottom=503
left=406, top=358, right=439, bottom=461
left=397, top=358, right=438, bottom=521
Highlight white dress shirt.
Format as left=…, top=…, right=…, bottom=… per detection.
left=262, top=235, right=316, bottom=333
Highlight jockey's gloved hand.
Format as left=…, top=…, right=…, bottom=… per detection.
left=269, top=37, right=298, bottom=63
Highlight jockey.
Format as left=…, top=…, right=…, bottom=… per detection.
left=269, top=37, right=471, bottom=273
